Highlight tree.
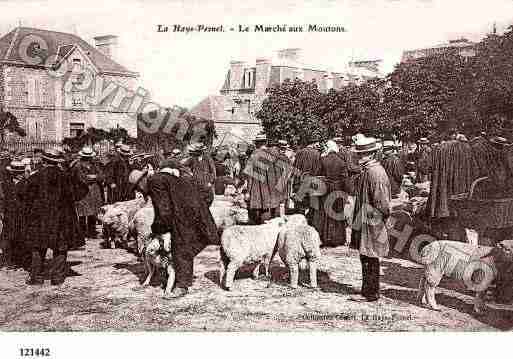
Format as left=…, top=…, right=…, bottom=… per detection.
left=0, top=107, right=26, bottom=142
left=257, top=79, right=329, bottom=146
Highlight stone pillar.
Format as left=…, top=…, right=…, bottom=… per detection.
left=255, top=58, right=271, bottom=96
left=229, top=61, right=245, bottom=91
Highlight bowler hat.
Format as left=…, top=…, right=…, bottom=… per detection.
left=6, top=160, right=26, bottom=173
left=42, top=148, right=65, bottom=163
left=78, top=146, right=96, bottom=158
left=119, top=144, right=132, bottom=156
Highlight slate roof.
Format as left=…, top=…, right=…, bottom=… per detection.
left=0, top=27, right=137, bottom=77
left=190, top=95, right=257, bottom=124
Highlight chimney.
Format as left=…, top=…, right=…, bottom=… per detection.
left=277, top=48, right=302, bottom=62
left=255, top=58, right=271, bottom=95
left=94, top=35, right=118, bottom=60
left=229, top=61, right=246, bottom=90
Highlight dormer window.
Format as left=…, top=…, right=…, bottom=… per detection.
left=243, top=69, right=255, bottom=88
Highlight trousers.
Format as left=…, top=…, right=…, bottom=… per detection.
left=360, top=254, right=380, bottom=299
left=30, top=248, right=68, bottom=284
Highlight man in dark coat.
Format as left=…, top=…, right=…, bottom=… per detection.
left=0, top=160, right=29, bottom=269
left=244, top=133, right=277, bottom=224
left=381, top=140, right=405, bottom=198
left=71, top=146, right=105, bottom=238
left=142, top=159, right=219, bottom=298
left=24, top=149, right=88, bottom=285
left=106, top=144, right=135, bottom=203
left=183, top=143, right=216, bottom=189
left=292, top=140, right=322, bottom=216
left=350, top=136, right=391, bottom=303
left=415, top=137, right=432, bottom=182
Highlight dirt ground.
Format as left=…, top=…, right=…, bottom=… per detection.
left=1, top=233, right=512, bottom=332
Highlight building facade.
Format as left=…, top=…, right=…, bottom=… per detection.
left=191, top=48, right=383, bottom=143
left=401, top=38, right=477, bottom=63
left=0, top=27, right=139, bottom=142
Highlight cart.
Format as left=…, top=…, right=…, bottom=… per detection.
left=449, top=176, right=513, bottom=245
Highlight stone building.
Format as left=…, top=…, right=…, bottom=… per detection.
left=191, top=48, right=383, bottom=143
left=0, top=26, right=139, bottom=142
left=401, top=38, right=477, bottom=63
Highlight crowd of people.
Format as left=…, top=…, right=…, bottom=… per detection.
left=0, top=132, right=437, bottom=302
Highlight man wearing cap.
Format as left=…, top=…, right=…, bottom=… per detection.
left=71, top=146, right=105, bottom=238
left=381, top=140, right=405, bottom=198
left=106, top=144, right=135, bottom=203
left=415, top=137, right=432, bottom=182
left=269, top=139, right=292, bottom=215
left=0, top=160, right=29, bottom=269
left=244, top=133, right=277, bottom=224
left=23, top=149, right=89, bottom=285
left=183, top=143, right=216, bottom=190
left=144, top=158, right=219, bottom=298
left=350, top=136, right=391, bottom=302
left=292, top=139, right=322, bottom=216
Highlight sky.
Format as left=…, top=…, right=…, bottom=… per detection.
left=1, top=0, right=513, bottom=109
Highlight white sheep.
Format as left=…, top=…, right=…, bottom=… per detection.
left=418, top=240, right=513, bottom=313
left=100, top=197, right=146, bottom=249
left=270, top=224, right=321, bottom=289
left=219, top=214, right=308, bottom=290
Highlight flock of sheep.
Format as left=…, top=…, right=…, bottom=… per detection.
left=96, top=187, right=513, bottom=312
left=97, top=188, right=322, bottom=298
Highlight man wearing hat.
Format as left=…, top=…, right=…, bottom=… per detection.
left=23, top=149, right=89, bottom=285
left=0, top=160, right=29, bottom=269
left=183, top=142, right=216, bottom=190
left=71, top=146, right=105, bottom=238
left=244, top=133, right=278, bottom=224
left=350, top=136, right=391, bottom=303
left=415, top=137, right=432, bottom=182
left=268, top=139, right=292, bottom=214
left=381, top=140, right=405, bottom=198
left=144, top=158, right=219, bottom=298
left=106, top=144, right=135, bottom=203
left=291, top=138, right=322, bottom=217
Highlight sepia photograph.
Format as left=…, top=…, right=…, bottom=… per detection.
left=0, top=0, right=512, bottom=353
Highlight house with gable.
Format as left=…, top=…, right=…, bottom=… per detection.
left=0, top=26, right=139, bottom=143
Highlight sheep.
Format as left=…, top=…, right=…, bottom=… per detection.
left=99, top=197, right=146, bottom=249
left=219, top=214, right=308, bottom=290
left=128, top=198, right=154, bottom=256
left=417, top=240, right=513, bottom=313
left=269, top=224, right=321, bottom=289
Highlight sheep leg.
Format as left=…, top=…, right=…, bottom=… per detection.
left=224, top=261, right=240, bottom=290
left=163, top=263, right=176, bottom=297
left=309, top=261, right=318, bottom=289
left=289, top=263, right=299, bottom=289
left=252, top=263, right=261, bottom=280
left=425, top=283, right=440, bottom=311
left=473, top=291, right=485, bottom=314
left=418, top=276, right=427, bottom=305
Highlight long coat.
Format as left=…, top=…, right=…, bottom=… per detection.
left=244, top=146, right=277, bottom=210
left=269, top=147, right=292, bottom=206
left=381, top=153, right=405, bottom=197
left=350, top=160, right=391, bottom=258
left=310, top=152, right=350, bottom=245
left=148, top=172, right=220, bottom=255
left=292, top=146, right=322, bottom=208
left=0, top=176, right=29, bottom=267
left=72, top=159, right=105, bottom=217
left=106, top=154, right=134, bottom=203
left=184, top=156, right=217, bottom=188
left=24, top=164, right=89, bottom=251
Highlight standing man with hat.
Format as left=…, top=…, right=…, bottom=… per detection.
left=106, top=144, right=135, bottom=203
left=350, top=136, right=391, bottom=302
left=72, top=146, right=105, bottom=238
left=292, top=138, right=322, bottom=217
left=23, top=149, right=89, bottom=285
left=0, top=160, right=29, bottom=268
left=381, top=140, right=405, bottom=198
left=244, top=133, right=276, bottom=224
left=415, top=137, right=432, bottom=182
left=183, top=143, right=216, bottom=190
